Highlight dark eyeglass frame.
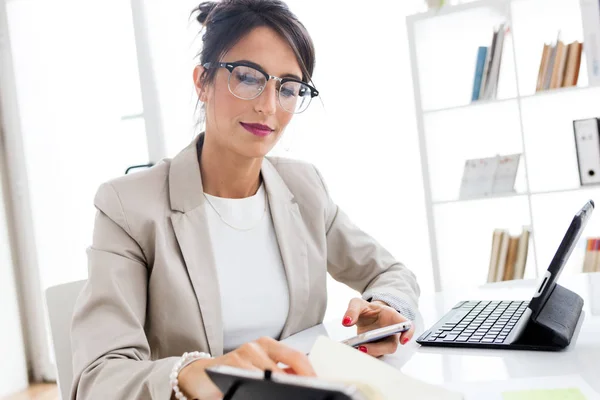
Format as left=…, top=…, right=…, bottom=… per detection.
left=202, top=61, right=320, bottom=100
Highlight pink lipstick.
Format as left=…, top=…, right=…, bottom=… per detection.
left=240, top=122, right=273, bottom=137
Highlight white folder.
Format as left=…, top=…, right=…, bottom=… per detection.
left=574, top=118, right=600, bottom=185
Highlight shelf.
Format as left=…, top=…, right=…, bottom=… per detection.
left=422, top=96, right=517, bottom=115
left=433, top=191, right=527, bottom=205
left=422, top=85, right=600, bottom=116
left=519, top=85, right=600, bottom=102
left=433, top=185, right=600, bottom=206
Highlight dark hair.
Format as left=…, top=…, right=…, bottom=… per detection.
left=192, top=0, right=316, bottom=98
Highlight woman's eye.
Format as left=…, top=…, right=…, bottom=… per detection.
left=237, top=73, right=259, bottom=85
left=281, top=88, right=296, bottom=97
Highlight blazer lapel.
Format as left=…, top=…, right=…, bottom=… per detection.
left=169, top=136, right=224, bottom=356
left=261, top=159, right=309, bottom=339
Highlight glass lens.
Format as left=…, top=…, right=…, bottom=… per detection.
left=228, top=65, right=266, bottom=99
left=279, top=81, right=312, bottom=114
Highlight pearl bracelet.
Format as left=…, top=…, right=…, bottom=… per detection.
left=170, top=351, right=212, bottom=400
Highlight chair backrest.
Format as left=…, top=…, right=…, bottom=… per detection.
left=45, top=280, right=86, bottom=400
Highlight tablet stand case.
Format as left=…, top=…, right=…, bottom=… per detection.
left=206, top=368, right=359, bottom=400
left=513, top=283, right=584, bottom=350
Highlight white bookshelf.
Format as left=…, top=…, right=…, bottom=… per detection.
left=407, top=0, right=600, bottom=291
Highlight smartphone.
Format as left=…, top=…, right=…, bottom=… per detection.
left=340, top=321, right=412, bottom=348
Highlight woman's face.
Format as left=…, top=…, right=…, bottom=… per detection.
left=194, top=26, right=303, bottom=159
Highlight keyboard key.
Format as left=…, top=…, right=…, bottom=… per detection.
left=468, top=337, right=482, bottom=342
left=456, top=336, right=470, bottom=342
left=443, top=335, right=459, bottom=341
left=446, top=310, right=470, bottom=324
left=452, top=301, right=467, bottom=309
left=481, top=338, right=495, bottom=343
left=494, top=339, right=505, bottom=343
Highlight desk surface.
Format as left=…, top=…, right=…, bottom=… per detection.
left=283, top=272, right=600, bottom=396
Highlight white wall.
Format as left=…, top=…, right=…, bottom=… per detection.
left=0, top=160, right=28, bottom=397
left=0, top=1, right=29, bottom=395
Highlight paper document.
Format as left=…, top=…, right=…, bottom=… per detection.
left=502, top=388, right=586, bottom=400
left=309, top=336, right=464, bottom=400
left=451, top=374, right=600, bottom=400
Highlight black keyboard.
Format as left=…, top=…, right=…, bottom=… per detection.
left=420, top=300, right=529, bottom=344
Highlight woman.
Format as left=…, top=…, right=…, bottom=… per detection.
left=70, top=0, right=420, bottom=399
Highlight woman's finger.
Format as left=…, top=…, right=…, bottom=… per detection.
left=342, top=297, right=369, bottom=326
left=359, top=334, right=400, bottom=357
left=399, top=322, right=416, bottom=344
left=238, top=341, right=287, bottom=374
left=258, top=337, right=316, bottom=376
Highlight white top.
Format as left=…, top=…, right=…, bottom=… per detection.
left=204, top=183, right=290, bottom=353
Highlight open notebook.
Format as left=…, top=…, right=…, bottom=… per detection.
left=309, top=336, right=463, bottom=400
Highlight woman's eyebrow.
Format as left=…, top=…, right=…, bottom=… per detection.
left=237, top=59, right=302, bottom=81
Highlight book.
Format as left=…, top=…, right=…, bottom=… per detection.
left=550, top=40, right=567, bottom=89
left=459, top=156, right=500, bottom=199
left=563, top=41, right=583, bottom=87
left=593, top=238, right=600, bottom=272
left=513, top=227, right=530, bottom=279
left=543, top=40, right=558, bottom=90
left=488, top=229, right=504, bottom=283
left=582, top=238, right=595, bottom=273
left=580, top=0, right=600, bottom=86
left=480, top=28, right=499, bottom=100
left=503, top=236, right=520, bottom=281
left=536, top=43, right=552, bottom=92
left=492, top=154, right=521, bottom=194
left=483, top=24, right=506, bottom=100
left=472, top=47, right=488, bottom=101
left=309, top=336, right=464, bottom=400
left=495, top=231, right=510, bottom=282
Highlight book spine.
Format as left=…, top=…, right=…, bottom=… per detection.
left=481, top=29, right=499, bottom=100
left=544, top=43, right=558, bottom=90
left=472, top=47, right=488, bottom=101
left=583, top=238, right=594, bottom=272
left=563, top=42, right=583, bottom=87
left=536, top=44, right=551, bottom=92
left=485, top=24, right=506, bottom=100
left=594, top=238, right=600, bottom=272
left=552, top=41, right=568, bottom=88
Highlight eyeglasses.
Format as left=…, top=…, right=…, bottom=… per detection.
left=202, top=61, right=319, bottom=114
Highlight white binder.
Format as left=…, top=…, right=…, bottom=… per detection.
left=574, top=118, right=600, bottom=185
left=580, top=0, right=600, bottom=86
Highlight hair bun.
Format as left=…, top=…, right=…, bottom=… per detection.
left=195, top=1, right=219, bottom=27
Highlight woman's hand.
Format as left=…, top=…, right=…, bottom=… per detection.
left=342, top=297, right=415, bottom=357
left=177, top=336, right=315, bottom=400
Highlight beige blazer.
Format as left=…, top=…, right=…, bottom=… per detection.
left=70, top=135, right=420, bottom=399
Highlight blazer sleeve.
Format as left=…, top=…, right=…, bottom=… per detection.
left=70, top=182, right=177, bottom=400
left=314, top=167, right=420, bottom=320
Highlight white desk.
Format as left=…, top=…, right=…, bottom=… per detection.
left=283, top=272, right=600, bottom=396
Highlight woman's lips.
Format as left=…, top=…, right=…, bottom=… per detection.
left=240, top=122, right=273, bottom=137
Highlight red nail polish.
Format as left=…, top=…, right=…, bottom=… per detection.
left=358, top=346, right=368, bottom=353
left=342, top=316, right=352, bottom=325
left=401, top=337, right=409, bottom=345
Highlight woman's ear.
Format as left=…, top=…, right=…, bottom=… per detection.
left=193, top=65, right=208, bottom=102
